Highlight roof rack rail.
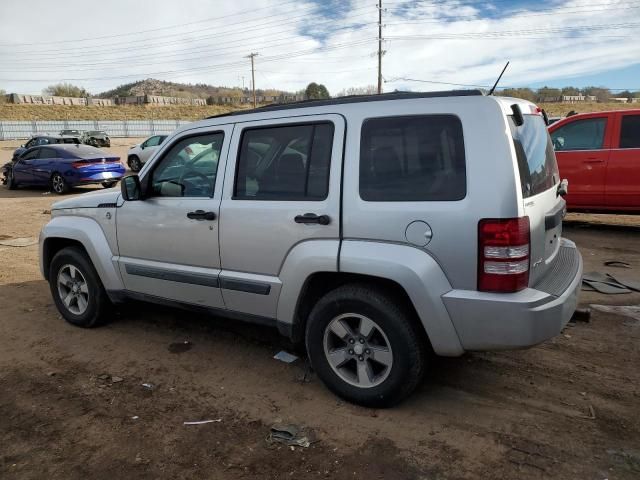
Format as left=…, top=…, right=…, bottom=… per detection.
left=206, top=89, right=484, bottom=119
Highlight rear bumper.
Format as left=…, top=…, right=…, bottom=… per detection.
left=70, top=170, right=123, bottom=184
left=442, top=239, right=583, bottom=351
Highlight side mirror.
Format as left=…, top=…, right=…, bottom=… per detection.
left=20, top=144, right=25, bottom=148
left=140, top=143, right=146, bottom=150
left=121, top=175, right=142, bottom=201
left=557, top=179, right=568, bottom=198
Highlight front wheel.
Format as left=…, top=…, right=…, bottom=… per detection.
left=128, top=155, right=142, bottom=172
left=50, top=173, right=69, bottom=194
left=6, top=169, right=16, bottom=190
left=49, top=247, right=111, bottom=328
left=305, top=284, right=428, bottom=408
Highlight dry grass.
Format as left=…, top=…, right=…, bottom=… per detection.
left=0, top=101, right=637, bottom=121
left=0, top=104, right=243, bottom=121
left=539, top=102, right=639, bottom=117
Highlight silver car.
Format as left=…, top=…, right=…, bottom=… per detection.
left=39, top=91, right=582, bottom=406
left=127, top=135, right=167, bottom=171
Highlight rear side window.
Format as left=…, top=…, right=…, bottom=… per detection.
left=234, top=122, right=334, bottom=200
left=550, top=117, right=606, bottom=151
left=510, top=115, right=559, bottom=198
left=359, top=115, right=466, bottom=201
left=620, top=115, right=640, bottom=148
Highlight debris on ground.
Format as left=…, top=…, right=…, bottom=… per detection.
left=111, top=376, right=124, bottom=383
left=604, top=260, right=631, bottom=268
left=273, top=350, right=299, bottom=363
left=183, top=419, right=222, bottom=425
left=141, top=383, right=155, bottom=390
left=42, top=209, right=51, bottom=215
left=267, top=424, right=317, bottom=448
left=0, top=237, right=38, bottom=247
left=168, top=340, right=193, bottom=354
left=590, top=304, right=640, bottom=323
left=582, top=272, right=632, bottom=294
left=571, top=308, right=591, bottom=323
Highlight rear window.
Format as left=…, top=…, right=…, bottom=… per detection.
left=509, top=115, right=559, bottom=198
left=359, top=115, right=466, bottom=201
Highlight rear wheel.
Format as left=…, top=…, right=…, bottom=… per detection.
left=128, top=155, right=142, bottom=172
left=49, top=247, right=112, bottom=328
left=102, top=181, right=117, bottom=189
left=305, top=284, right=427, bottom=407
left=50, top=173, right=69, bottom=194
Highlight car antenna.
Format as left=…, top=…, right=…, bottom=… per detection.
left=488, top=61, right=509, bottom=96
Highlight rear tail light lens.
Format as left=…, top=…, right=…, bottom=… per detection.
left=478, top=217, right=530, bottom=293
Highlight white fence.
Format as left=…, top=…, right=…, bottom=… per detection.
left=0, top=120, right=193, bottom=140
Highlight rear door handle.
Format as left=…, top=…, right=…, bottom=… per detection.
left=294, top=213, right=331, bottom=225
left=187, top=210, right=217, bottom=221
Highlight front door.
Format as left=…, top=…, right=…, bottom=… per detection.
left=116, top=127, right=232, bottom=308
left=551, top=115, right=611, bottom=208
left=219, top=115, right=344, bottom=318
left=12, top=148, right=39, bottom=185
left=606, top=113, right=640, bottom=209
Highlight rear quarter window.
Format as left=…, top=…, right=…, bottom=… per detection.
left=359, top=115, right=466, bottom=201
left=510, top=115, right=559, bottom=198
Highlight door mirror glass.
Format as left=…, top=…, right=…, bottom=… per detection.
left=121, top=175, right=142, bottom=201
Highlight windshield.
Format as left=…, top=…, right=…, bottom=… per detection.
left=509, top=115, right=559, bottom=198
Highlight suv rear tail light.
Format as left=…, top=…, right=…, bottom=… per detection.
left=478, top=217, right=530, bottom=293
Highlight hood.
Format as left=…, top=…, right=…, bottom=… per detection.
left=52, top=188, right=122, bottom=210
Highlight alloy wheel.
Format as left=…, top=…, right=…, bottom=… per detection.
left=51, top=174, right=64, bottom=193
left=56, top=264, right=90, bottom=315
left=323, top=313, right=393, bottom=388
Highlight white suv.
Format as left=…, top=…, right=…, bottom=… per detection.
left=127, top=135, right=167, bottom=171
left=39, top=91, right=582, bottom=406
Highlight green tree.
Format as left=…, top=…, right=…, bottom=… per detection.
left=582, top=86, right=611, bottom=102
left=536, top=86, right=562, bottom=101
left=499, top=88, right=536, bottom=101
left=43, top=82, right=90, bottom=98
left=305, top=82, right=330, bottom=100
left=561, top=86, right=581, bottom=96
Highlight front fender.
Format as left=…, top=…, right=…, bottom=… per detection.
left=39, top=215, right=124, bottom=292
left=340, top=240, right=464, bottom=356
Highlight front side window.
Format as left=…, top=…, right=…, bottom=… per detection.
left=620, top=115, right=640, bottom=148
left=359, top=115, right=466, bottom=201
left=551, top=117, right=606, bottom=151
left=36, top=137, right=51, bottom=146
left=234, top=122, right=334, bottom=200
left=150, top=133, right=224, bottom=198
left=39, top=147, right=58, bottom=159
left=144, top=136, right=162, bottom=148
left=21, top=148, right=40, bottom=160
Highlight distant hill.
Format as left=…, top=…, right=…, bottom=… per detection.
left=97, top=78, right=291, bottom=100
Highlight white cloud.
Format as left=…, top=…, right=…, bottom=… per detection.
left=0, top=0, right=637, bottom=95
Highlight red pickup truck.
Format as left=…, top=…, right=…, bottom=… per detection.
left=548, top=109, right=640, bottom=212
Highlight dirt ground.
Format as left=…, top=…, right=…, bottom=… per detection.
left=1, top=140, right=639, bottom=479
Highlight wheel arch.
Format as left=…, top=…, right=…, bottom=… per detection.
left=279, top=240, right=465, bottom=357
left=40, top=216, right=124, bottom=292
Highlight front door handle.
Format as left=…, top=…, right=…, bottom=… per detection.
left=187, top=210, right=217, bottom=221
left=584, top=157, right=604, bottom=163
left=294, top=213, right=331, bottom=225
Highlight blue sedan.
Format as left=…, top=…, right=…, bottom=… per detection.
left=6, top=144, right=125, bottom=194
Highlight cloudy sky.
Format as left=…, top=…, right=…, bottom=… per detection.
left=0, top=0, right=639, bottom=96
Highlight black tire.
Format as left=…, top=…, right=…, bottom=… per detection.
left=49, top=247, right=111, bottom=328
left=6, top=169, right=16, bottom=190
left=305, top=283, right=427, bottom=408
left=102, top=181, right=117, bottom=188
left=50, top=172, right=69, bottom=194
left=89, top=138, right=98, bottom=147
left=128, top=155, right=142, bottom=172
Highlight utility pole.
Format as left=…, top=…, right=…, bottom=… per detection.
left=377, top=0, right=383, bottom=94
left=246, top=53, right=259, bottom=107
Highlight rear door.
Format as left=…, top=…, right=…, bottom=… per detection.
left=512, top=113, right=564, bottom=285
left=219, top=115, right=343, bottom=318
left=550, top=114, right=612, bottom=208
left=31, top=147, right=59, bottom=185
left=606, top=112, right=640, bottom=209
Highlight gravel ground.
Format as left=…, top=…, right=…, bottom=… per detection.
left=1, top=139, right=639, bottom=479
